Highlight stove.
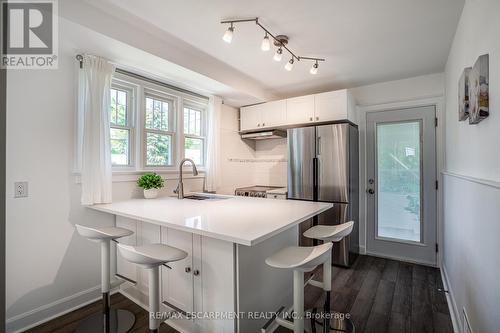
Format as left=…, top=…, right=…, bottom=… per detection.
left=234, top=186, right=287, bottom=199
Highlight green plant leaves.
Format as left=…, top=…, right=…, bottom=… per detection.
left=137, top=173, right=164, bottom=190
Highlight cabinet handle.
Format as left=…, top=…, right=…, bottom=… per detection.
left=309, top=117, right=313, bottom=121
left=193, top=269, right=200, bottom=276
left=185, top=267, right=191, bottom=273
left=262, top=123, right=265, bottom=126
left=257, top=123, right=260, bottom=127
left=316, top=116, right=319, bottom=121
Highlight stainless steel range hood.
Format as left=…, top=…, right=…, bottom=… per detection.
left=240, top=130, right=287, bottom=140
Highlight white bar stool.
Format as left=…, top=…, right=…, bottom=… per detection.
left=303, top=221, right=355, bottom=333
left=264, top=242, right=333, bottom=333
left=117, top=243, right=188, bottom=333
left=75, top=224, right=136, bottom=333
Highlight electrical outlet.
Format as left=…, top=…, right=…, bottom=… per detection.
left=14, top=182, right=28, bottom=198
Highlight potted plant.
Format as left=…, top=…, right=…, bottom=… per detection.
left=137, top=173, right=164, bottom=199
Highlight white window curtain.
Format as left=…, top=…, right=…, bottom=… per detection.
left=204, top=96, right=222, bottom=192
left=77, top=55, right=116, bottom=205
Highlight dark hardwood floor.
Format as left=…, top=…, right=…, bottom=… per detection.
left=27, top=255, right=453, bottom=333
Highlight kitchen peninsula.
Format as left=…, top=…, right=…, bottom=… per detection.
left=89, top=194, right=332, bottom=333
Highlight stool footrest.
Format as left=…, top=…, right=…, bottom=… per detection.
left=305, top=272, right=325, bottom=290
left=110, top=274, right=136, bottom=289
left=261, top=306, right=285, bottom=333
left=162, top=300, right=189, bottom=319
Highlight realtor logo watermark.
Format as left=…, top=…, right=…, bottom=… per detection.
left=1, top=0, right=58, bottom=69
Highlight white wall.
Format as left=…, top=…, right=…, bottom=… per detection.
left=353, top=73, right=445, bottom=253
left=442, top=0, right=500, bottom=332
left=5, top=18, right=203, bottom=332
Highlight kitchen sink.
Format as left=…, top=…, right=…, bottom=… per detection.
left=184, top=194, right=227, bottom=201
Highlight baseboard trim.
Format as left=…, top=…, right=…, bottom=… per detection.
left=440, top=263, right=461, bottom=333
left=6, top=285, right=106, bottom=333
left=364, top=250, right=437, bottom=267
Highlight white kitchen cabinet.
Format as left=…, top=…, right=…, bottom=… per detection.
left=314, top=89, right=356, bottom=123
left=286, top=94, right=315, bottom=125
left=240, top=100, right=286, bottom=131
left=161, top=227, right=194, bottom=313
left=260, top=100, right=286, bottom=128
left=240, top=89, right=357, bottom=131
left=240, top=104, right=261, bottom=131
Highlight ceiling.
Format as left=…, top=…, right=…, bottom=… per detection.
left=71, top=0, right=464, bottom=105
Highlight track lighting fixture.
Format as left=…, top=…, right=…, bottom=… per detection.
left=220, top=17, right=325, bottom=73
left=273, top=47, right=283, bottom=62
left=261, top=34, right=270, bottom=51
left=222, top=23, right=234, bottom=43
left=310, top=61, right=319, bottom=75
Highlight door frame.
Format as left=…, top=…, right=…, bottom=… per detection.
left=357, top=96, right=445, bottom=267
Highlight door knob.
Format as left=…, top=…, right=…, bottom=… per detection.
left=367, top=188, right=375, bottom=195
left=185, top=267, right=191, bottom=273
left=193, top=269, right=200, bottom=276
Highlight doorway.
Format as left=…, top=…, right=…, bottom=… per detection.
left=366, top=106, right=437, bottom=265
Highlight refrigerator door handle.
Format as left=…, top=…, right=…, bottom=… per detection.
left=317, top=136, right=322, bottom=155
left=313, top=157, right=319, bottom=201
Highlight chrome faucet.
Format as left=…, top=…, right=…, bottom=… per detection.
left=174, top=158, right=199, bottom=199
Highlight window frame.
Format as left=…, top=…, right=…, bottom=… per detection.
left=106, top=72, right=209, bottom=174
left=142, top=89, right=177, bottom=169
left=110, top=80, right=136, bottom=170
left=182, top=100, right=207, bottom=167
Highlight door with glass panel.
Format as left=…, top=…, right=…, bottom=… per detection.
left=366, top=106, right=437, bottom=265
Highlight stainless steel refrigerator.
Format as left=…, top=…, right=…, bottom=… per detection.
left=287, top=122, right=359, bottom=267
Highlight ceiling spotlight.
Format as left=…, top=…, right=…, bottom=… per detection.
left=284, top=58, right=294, bottom=71
left=261, top=34, right=270, bottom=51
left=310, top=61, right=319, bottom=75
left=273, top=47, right=283, bottom=62
left=223, top=24, right=234, bottom=43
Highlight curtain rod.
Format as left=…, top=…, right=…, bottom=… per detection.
left=75, top=54, right=209, bottom=101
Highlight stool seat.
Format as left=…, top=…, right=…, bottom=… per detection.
left=265, top=242, right=333, bottom=272
left=117, top=243, right=187, bottom=268
left=303, top=221, right=354, bottom=242
left=75, top=224, right=133, bottom=241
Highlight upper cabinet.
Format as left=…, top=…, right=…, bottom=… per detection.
left=314, top=90, right=356, bottom=123
left=240, top=89, right=356, bottom=132
left=240, top=100, right=286, bottom=131
left=286, top=95, right=315, bottom=125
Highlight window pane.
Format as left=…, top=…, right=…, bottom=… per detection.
left=146, top=97, right=169, bottom=131
left=110, top=89, right=127, bottom=126
left=184, top=107, right=201, bottom=136
left=110, top=128, right=129, bottom=165
left=377, top=121, right=421, bottom=242
left=184, top=137, right=203, bottom=165
left=146, top=132, right=172, bottom=166
left=116, top=90, right=127, bottom=126
left=110, top=89, right=117, bottom=124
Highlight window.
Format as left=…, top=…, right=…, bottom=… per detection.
left=110, top=86, right=133, bottom=166
left=144, top=94, right=174, bottom=167
left=107, top=74, right=208, bottom=172
left=183, top=105, right=205, bottom=165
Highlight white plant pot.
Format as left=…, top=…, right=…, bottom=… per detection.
left=143, top=188, right=159, bottom=199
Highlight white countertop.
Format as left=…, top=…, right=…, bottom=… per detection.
left=88, top=194, right=332, bottom=246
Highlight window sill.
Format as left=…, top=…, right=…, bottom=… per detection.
left=73, top=169, right=205, bottom=184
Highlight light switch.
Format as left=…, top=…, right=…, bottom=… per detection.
left=14, top=182, right=28, bottom=198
